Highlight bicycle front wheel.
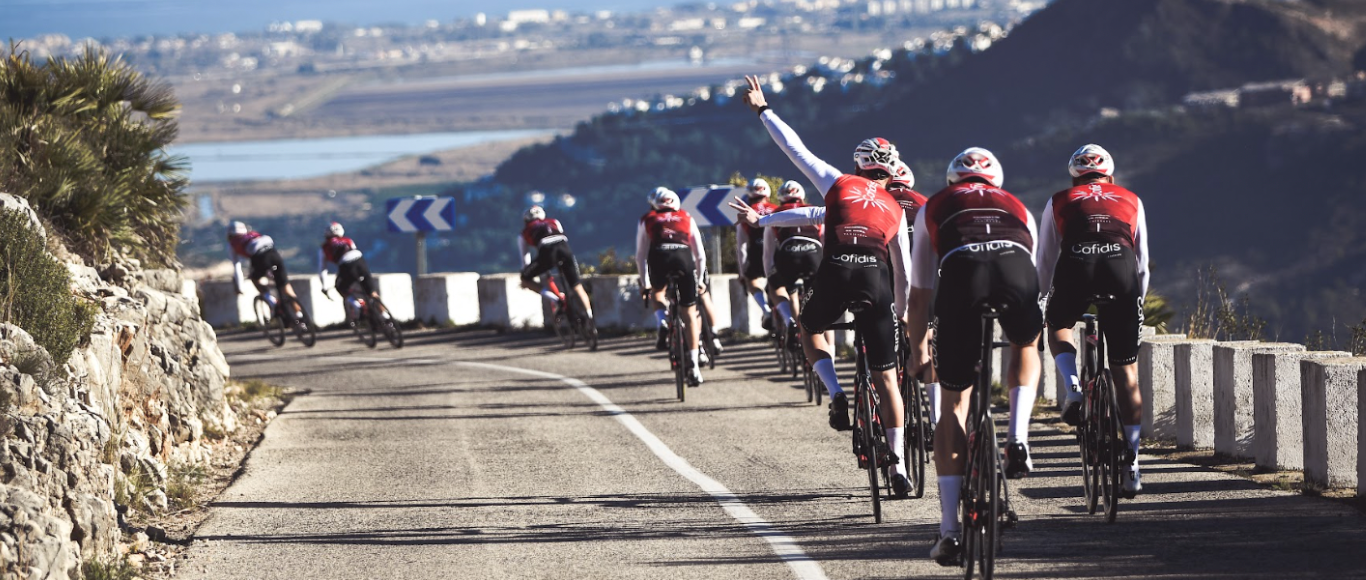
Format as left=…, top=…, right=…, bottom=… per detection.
left=373, top=299, right=404, bottom=348
left=858, top=384, right=882, bottom=523
left=289, top=300, right=317, bottom=347
left=254, top=297, right=285, bottom=347
left=903, top=377, right=928, bottom=499
left=672, top=310, right=685, bottom=402
left=1100, top=370, right=1123, bottom=523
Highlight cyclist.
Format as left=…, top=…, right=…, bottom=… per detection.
left=1037, top=144, right=1149, bottom=497
left=762, top=180, right=823, bottom=343
left=227, top=221, right=300, bottom=315
left=738, top=74, right=915, bottom=497
left=317, top=222, right=378, bottom=325
left=888, top=161, right=943, bottom=434
left=637, top=187, right=707, bottom=386
left=903, top=148, right=1042, bottom=564
left=519, top=205, right=595, bottom=325
left=736, top=178, right=778, bottom=329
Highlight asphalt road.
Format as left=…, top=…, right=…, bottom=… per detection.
left=178, top=328, right=1366, bottom=579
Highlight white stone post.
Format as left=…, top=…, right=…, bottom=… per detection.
left=1212, top=342, right=1303, bottom=458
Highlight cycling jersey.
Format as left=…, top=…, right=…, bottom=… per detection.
left=228, top=231, right=272, bottom=259
left=911, top=181, right=1037, bottom=289
left=888, top=187, right=928, bottom=240
left=635, top=208, right=706, bottom=294
left=318, top=236, right=365, bottom=290
left=762, top=200, right=823, bottom=278
left=1038, top=182, right=1151, bottom=365
left=521, top=218, right=568, bottom=248
left=227, top=231, right=279, bottom=293
left=736, top=199, right=777, bottom=279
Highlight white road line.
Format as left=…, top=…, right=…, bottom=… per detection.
left=456, top=361, right=830, bottom=580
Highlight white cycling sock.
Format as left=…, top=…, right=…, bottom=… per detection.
left=1125, top=424, right=1142, bottom=470
left=886, top=427, right=907, bottom=476
left=1008, top=386, right=1037, bottom=443
left=751, top=290, right=770, bottom=314
left=927, top=382, right=942, bottom=425
left=689, top=349, right=699, bottom=367
left=775, top=298, right=797, bottom=324
left=541, top=288, right=560, bottom=302
left=938, top=475, right=963, bottom=536
left=654, top=309, right=667, bottom=328
left=813, top=358, right=843, bottom=397
left=1055, top=352, right=1079, bottom=393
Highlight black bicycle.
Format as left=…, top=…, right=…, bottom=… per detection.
left=699, top=290, right=718, bottom=370
left=792, top=278, right=823, bottom=405
left=898, top=344, right=929, bottom=500
left=663, top=274, right=699, bottom=401
left=252, top=289, right=316, bottom=348
left=959, top=303, right=1019, bottom=579
left=343, top=284, right=403, bottom=349
left=547, top=276, right=598, bottom=351
left=829, top=304, right=897, bottom=524
left=1075, top=295, right=1129, bottom=523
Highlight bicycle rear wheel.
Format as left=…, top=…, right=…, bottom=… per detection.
left=903, top=377, right=927, bottom=499
left=858, top=382, right=882, bottom=523
left=1078, top=379, right=1098, bottom=515
left=373, top=299, right=404, bottom=348
left=671, top=307, right=686, bottom=402
left=961, top=431, right=980, bottom=580
left=254, top=297, right=286, bottom=347
left=980, top=424, right=1002, bottom=579
left=288, top=299, right=317, bottom=347
left=700, top=317, right=717, bottom=370
left=1099, top=370, right=1123, bottom=523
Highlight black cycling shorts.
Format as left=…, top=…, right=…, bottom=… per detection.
left=933, top=244, right=1043, bottom=391
left=800, top=248, right=898, bottom=371
left=769, top=242, right=821, bottom=291
left=520, top=240, right=582, bottom=287
left=647, top=245, right=698, bottom=307
left=1045, top=244, right=1144, bottom=365
left=248, top=248, right=289, bottom=291
left=335, top=258, right=375, bottom=296
left=742, top=241, right=766, bottom=280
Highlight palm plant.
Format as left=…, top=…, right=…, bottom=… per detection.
left=0, top=43, right=188, bottom=265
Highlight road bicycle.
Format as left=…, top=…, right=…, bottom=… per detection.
left=789, top=278, right=824, bottom=405
left=959, top=303, right=1019, bottom=579
left=663, top=273, right=701, bottom=401
left=698, top=287, right=718, bottom=370
left=828, top=303, right=897, bottom=524
left=252, top=287, right=316, bottom=348
left=1075, top=295, right=1130, bottom=523
left=546, top=275, right=598, bottom=351
left=342, top=283, right=403, bottom=349
left=897, top=338, right=929, bottom=499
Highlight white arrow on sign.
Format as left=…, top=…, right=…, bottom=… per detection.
left=389, top=198, right=418, bottom=232
left=679, top=184, right=744, bottom=227
left=422, top=198, right=452, bottom=230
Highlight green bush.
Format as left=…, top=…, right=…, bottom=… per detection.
left=0, top=209, right=98, bottom=364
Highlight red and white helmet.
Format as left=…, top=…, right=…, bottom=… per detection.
left=889, top=160, right=915, bottom=190
left=650, top=187, right=674, bottom=209
left=853, top=137, right=900, bottom=176
left=779, top=180, right=805, bottom=202
left=656, top=188, right=681, bottom=211
left=524, top=205, right=545, bottom=223
left=946, top=147, right=1003, bottom=188
left=326, top=221, right=345, bottom=238
left=228, top=221, right=248, bottom=236
left=1067, top=144, right=1115, bottom=178
left=747, top=178, right=771, bottom=199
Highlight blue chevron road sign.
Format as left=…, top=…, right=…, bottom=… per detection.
left=678, top=185, right=743, bottom=227
left=386, top=196, right=456, bottom=233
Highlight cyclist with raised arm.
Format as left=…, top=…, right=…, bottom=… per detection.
left=762, top=180, right=824, bottom=343
left=737, top=178, right=778, bottom=329
left=888, top=161, right=944, bottom=434
left=637, top=187, right=707, bottom=386
left=227, top=221, right=300, bottom=315
left=736, top=75, right=915, bottom=497
left=519, top=205, right=595, bottom=326
left=317, top=222, right=378, bottom=326
left=903, top=148, right=1042, bottom=564
left=1038, top=144, right=1149, bottom=497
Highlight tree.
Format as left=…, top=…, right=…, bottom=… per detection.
left=0, top=44, right=188, bottom=265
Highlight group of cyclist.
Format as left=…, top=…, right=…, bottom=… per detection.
left=721, top=75, right=1151, bottom=564
left=227, top=220, right=382, bottom=328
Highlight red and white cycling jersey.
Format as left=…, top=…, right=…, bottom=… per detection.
left=911, top=181, right=1038, bottom=290
left=521, top=218, right=567, bottom=247
left=320, top=236, right=362, bottom=265
left=773, top=201, right=823, bottom=245
left=227, top=231, right=271, bottom=258
left=1037, top=182, right=1150, bottom=296
left=736, top=199, right=777, bottom=268
left=889, top=188, right=928, bottom=237
left=823, top=175, right=903, bottom=261
left=635, top=208, right=706, bottom=283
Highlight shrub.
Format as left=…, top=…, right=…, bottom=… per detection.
left=0, top=209, right=97, bottom=364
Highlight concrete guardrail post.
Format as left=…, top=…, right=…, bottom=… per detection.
left=414, top=272, right=480, bottom=326
left=1137, top=334, right=1188, bottom=440
left=1252, top=351, right=1350, bottom=471
left=1174, top=339, right=1218, bottom=449
left=586, top=275, right=648, bottom=330
left=374, top=273, right=415, bottom=323
left=1212, top=342, right=1304, bottom=458
left=290, top=275, right=345, bottom=327
left=706, top=274, right=736, bottom=333
left=1301, top=357, right=1365, bottom=490
left=729, top=277, right=766, bottom=337
left=198, top=279, right=257, bottom=328
left=180, top=279, right=197, bottom=301
left=478, top=273, right=543, bottom=329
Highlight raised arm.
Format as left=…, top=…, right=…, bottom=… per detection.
left=742, top=75, right=841, bottom=197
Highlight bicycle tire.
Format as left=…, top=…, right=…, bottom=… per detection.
left=804, top=364, right=815, bottom=403
left=981, top=421, right=1002, bottom=579
left=287, top=299, right=317, bottom=347
left=858, top=378, right=882, bottom=523
left=360, top=301, right=378, bottom=348
left=903, top=376, right=928, bottom=499
left=776, top=327, right=789, bottom=375
left=254, top=296, right=286, bottom=347
left=700, top=317, right=717, bottom=370
left=372, top=299, right=404, bottom=349
left=814, top=364, right=824, bottom=406
left=1100, top=370, right=1122, bottom=523
left=962, top=430, right=980, bottom=580
left=671, top=303, right=685, bottom=402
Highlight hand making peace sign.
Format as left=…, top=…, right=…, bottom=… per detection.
left=742, top=75, right=767, bottom=114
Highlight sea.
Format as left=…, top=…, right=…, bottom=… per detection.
left=4, top=0, right=683, bottom=40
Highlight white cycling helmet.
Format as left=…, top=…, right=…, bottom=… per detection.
left=779, top=180, right=805, bottom=202
left=656, top=189, right=681, bottom=211
left=1068, top=143, right=1115, bottom=178
left=853, top=137, right=900, bottom=176
left=524, top=205, right=546, bottom=223
left=649, top=186, right=674, bottom=209
left=326, top=221, right=344, bottom=238
left=228, top=221, right=248, bottom=236
left=747, top=178, right=771, bottom=199
left=946, top=147, right=1004, bottom=188
left=889, top=160, right=915, bottom=190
